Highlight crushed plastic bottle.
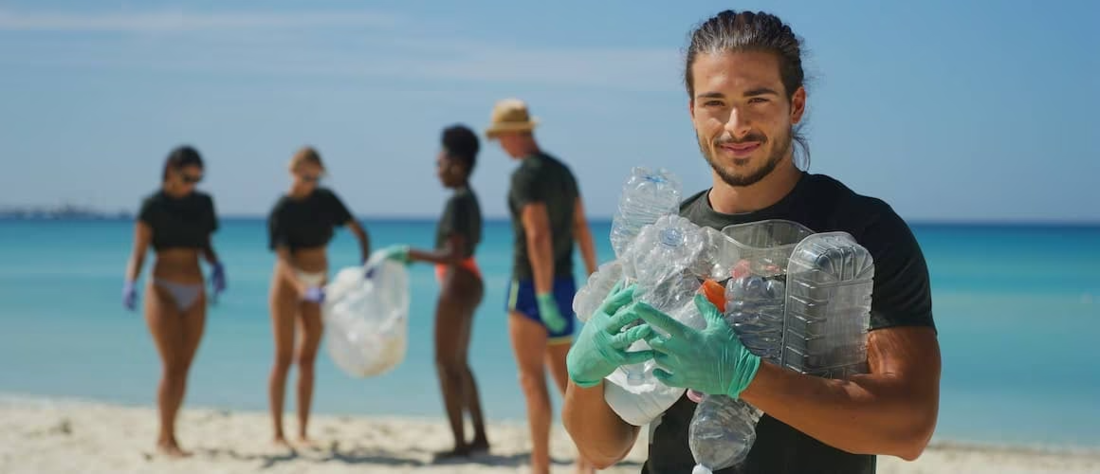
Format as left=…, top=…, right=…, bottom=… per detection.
left=689, top=395, right=762, bottom=474
left=573, top=260, right=623, bottom=323
left=726, top=272, right=786, bottom=364
left=601, top=215, right=711, bottom=426
left=609, top=167, right=682, bottom=258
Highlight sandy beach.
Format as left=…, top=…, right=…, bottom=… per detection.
left=1, top=396, right=1097, bottom=474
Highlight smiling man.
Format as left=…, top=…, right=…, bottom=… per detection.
left=562, top=10, right=941, bottom=474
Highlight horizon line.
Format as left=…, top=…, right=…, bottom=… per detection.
left=3, top=215, right=1100, bottom=228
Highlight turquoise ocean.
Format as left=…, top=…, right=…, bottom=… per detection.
left=1, top=218, right=1098, bottom=449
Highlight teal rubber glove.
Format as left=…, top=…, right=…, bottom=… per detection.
left=566, top=282, right=655, bottom=387
left=636, top=293, right=761, bottom=399
left=535, top=292, right=569, bottom=334
left=378, top=245, right=411, bottom=265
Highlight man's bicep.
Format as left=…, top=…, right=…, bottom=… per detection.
left=521, top=203, right=551, bottom=235
left=866, top=326, right=940, bottom=414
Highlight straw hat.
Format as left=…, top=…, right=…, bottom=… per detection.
left=485, top=98, right=539, bottom=139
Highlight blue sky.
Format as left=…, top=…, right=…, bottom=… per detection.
left=1, top=0, right=1097, bottom=222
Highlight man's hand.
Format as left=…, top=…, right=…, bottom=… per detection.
left=567, top=282, right=654, bottom=387
left=536, top=293, right=569, bottom=333
left=637, top=293, right=761, bottom=398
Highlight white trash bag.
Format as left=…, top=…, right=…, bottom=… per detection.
left=322, top=254, right=410, bottom=378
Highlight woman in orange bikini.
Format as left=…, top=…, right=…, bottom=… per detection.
left=380, top=124, right=489, bottom=459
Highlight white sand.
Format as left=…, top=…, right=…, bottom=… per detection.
left=1, top=396, right=1097, bottom=473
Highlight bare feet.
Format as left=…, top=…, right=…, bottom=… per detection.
left=432, top=445, right=471, bottom=463
left=296, top=436, right=321, bottom=450
left=468, top=437, right=490, bottom=455
left=272, top=436, right=293, bottom=451
left=156, top=440, right=192, bottom=458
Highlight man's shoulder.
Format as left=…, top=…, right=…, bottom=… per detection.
left=314, top=187, right=339, bottom=200
left=804, top=173, right=903, bottom=233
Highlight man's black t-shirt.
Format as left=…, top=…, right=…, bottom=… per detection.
left=507, top=152, right=579, bottom=280
left=643, top=172, right=935, bottom=474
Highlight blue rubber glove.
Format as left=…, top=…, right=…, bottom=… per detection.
left=122, top=281, right=138, bottom=311
left=636, top=293, right=761, bottom=399
left=302, top=286, right=325, bottom=304
left=567, top=282, right=654, bottom=387
left=210, top=262, right=226, bottom=297
left=536, top=292, right=569, bottom=334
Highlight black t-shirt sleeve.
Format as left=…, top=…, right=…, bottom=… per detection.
left=137, top=196, right=157, bottom=226
left=859, top=204, right=936, bottom=332
left=326, top=190, right=353, bottom=226
left=267, top=204, right=287, bottom=251
left=441, top=196, right=474, bottom=243
left=510, top=166, right=545, bottom=208
left=204, top=194, right=219, bottom=234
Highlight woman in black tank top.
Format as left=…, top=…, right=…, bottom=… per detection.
left=122, top=145, right=225, bottom=457
left=377, top=125, right=489, bottom=458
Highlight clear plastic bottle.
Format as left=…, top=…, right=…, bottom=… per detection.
left=600, top=215, right=710, bottom=427
left=610, top=167, right=682, bottom=258
left=726, top=272, right=786, bottom=364
left=780, top=232, right=874, bottom=379
left=618, top=215, right=707, bottom=382
left=688, top=395, right=762, bottom=474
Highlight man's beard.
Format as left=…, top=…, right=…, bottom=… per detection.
left=698, top=126, right=792, bottom=187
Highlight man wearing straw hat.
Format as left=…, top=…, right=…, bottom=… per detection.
left=487, top=98, right=600, bottom=474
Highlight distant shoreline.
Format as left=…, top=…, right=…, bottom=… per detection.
left=3, top=215, right=1099, bottom=229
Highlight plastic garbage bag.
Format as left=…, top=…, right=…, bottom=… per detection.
left=322, top=254, right=411, bottom=378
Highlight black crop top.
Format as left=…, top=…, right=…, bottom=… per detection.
left=138, top=190, right=218, bottom=252
left=268, top=187, right=354, bottom=252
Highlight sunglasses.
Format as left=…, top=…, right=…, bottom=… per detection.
left=299, top=174, right=322, bottom=183
left=181, top=174, right=204, bottom=184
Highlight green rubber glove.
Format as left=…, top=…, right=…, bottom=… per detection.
left=566, top=282, right=655, bottom=387
left=378, top=245, right=411, bottom=265
left=636, top=293, right=761, bottom=399
left=535, top=292, right=569, bottom=334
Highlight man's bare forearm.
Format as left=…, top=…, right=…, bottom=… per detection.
left=562, top=381, right=640, bottom=469
left=741, top=328, right=940, bottom=460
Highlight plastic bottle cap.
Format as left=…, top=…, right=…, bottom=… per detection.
left=659, top=228, right=683, bottom=247
left=700, top=279, right=727, bottom=312
left=692, top=465, right=714, bottom=474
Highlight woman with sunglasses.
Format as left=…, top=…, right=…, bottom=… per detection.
left=378, top=125, right=489, bottom=459
left=123, top=145, right=225, bottom=458
left=266, top=146, right=371, bottom=448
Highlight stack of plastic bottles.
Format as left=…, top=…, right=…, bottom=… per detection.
left=689, top=223, right=876, bottom=474
left=573, top=166, right=876, bottom=474
left=686, top=220, right=815, bottom=473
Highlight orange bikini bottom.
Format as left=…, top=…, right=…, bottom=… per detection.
left=434, top=257, right=482, bottom=283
